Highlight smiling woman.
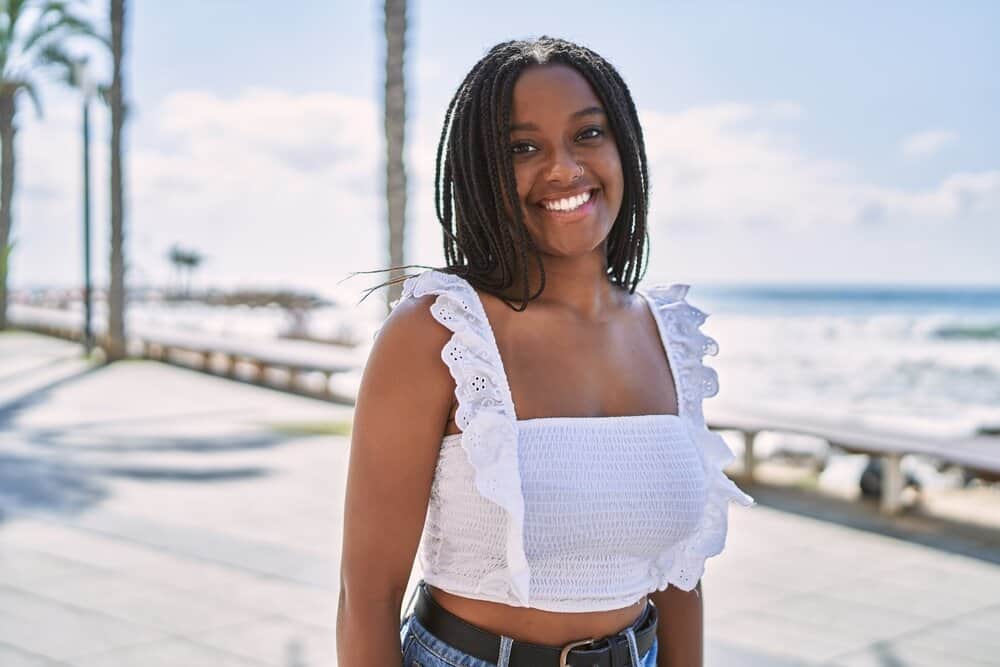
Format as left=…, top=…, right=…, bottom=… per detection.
left=356, top=36, right=650, bottom=308
left=339, top=36, right=754, bottom=667
left=505, top=64, right=625, bottom=259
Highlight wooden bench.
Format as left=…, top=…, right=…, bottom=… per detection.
left=140, top=329, right=358, bottom=402
left=708, top=406, right=1000, bottom=515
left=9, top=305, right=361, bottom=403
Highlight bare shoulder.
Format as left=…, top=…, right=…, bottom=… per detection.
left=375, top=292, right=453, bottom=360
left=356, top=293, right=455, bottom=438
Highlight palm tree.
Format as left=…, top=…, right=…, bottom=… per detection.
left=383, top=0, right=407, bottom=314
left=0, top=0, right=101, bottom=330
left=167, top=244, right=204, bottom=298
left=106, top=0, right=126, bottom=360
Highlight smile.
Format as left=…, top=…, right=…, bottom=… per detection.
left=541, top=189, right=592, bottom=212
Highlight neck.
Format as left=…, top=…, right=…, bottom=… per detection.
left=495, top=249, right=627, bottom=319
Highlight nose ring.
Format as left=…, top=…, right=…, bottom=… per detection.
left=571, top=164, right=584, bottom=181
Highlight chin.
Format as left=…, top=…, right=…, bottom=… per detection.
left=536, top=233, right=613, bottom=258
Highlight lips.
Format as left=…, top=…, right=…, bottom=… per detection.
left=536, top=187, right=596, bottom=208
left=535, top=188, right=599, bottom=221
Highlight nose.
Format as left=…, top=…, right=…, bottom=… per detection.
left=544, top=144, right=583, bottom=184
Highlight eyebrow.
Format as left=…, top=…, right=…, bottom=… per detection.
left=509, top=106, right=606, bottom=132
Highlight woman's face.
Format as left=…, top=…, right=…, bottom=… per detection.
left=505, top=63, right=625, bottom=259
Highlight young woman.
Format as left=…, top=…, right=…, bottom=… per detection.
left=338, top=36, right=755, bottom=667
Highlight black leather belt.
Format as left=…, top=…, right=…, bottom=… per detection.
left=413, top=583, right=658, bottom=667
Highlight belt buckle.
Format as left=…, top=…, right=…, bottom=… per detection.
left=559, top=637, right=596, bottom=667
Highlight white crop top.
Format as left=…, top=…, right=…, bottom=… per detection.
left=390, top=269, right=755, bottom=612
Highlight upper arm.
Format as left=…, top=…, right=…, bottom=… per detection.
left=339, top=294, right=456, bottom=608
left=650, top=580, right=703, bottom=666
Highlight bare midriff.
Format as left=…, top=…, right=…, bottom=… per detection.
left=428, top=584, right=649, bottom=646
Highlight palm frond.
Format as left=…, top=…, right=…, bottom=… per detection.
left=96, top=81, right=110, bottom=106
left=35, top=40, right=72, bottom=69
left=7, top=1, right=25, bottom=29
left=21, top=3, right=105, bottom=56
left=14, top=76, right=42, bottom=117
left=0, top=8, right=11, bottom=69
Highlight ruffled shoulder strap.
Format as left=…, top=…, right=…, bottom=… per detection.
left=639, top=283, right=719, bottom=423
left=640, top=282, right=756, bottom=593
left=397, top=270, right=518, bottom=424
left=393, top=269, right=530, bottom=606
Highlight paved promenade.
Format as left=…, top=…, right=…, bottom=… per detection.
left=1, top=331, right=998, bottom=666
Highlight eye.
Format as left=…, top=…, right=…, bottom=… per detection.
left=578, top=126, right=604, bottom=141
left=510, top=142, right=537, bottom=155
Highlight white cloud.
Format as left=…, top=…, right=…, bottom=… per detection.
left=15, top=86, right=385, bottom=308
left=901, top=129, right=958, bottom=160
left=641, top=106, right=996, bottom=231
left=12, top=88, right=999, bottom=296
left=131, top=88, right=384, bottom=299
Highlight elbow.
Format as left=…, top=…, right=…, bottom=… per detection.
left=339, top=571, right=407, bottom=617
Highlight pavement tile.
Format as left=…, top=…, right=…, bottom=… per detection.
left=0, top=520, right=156, bottom=571
left=815, top=574, right=994, bottom=620
left=71, top=638, right=274, bottom=667
left=0, top=589, right=164, bottom=661
left=0, top=643, right=71, bottom=666
left=0, top=357, right=93, bottom=409
left=708, top=608, right=869, bottom=663
left=752, top=592, right=934, bottom=642
left=702, top=576, right=795, bottom=623
left=899, top=617, right=1000, bottom=664
left=191, top=614, right=335, bottom=667
left=706, top=640, right=813, bottom=667
left=44, top=508, right=338, bottom=588
left=953, top=604, right=1000, bottom=633
left=0, top=544, right=110, bottom=589
left=828, top=640, right=998, bottom=667
left=731, top=548, right=882, bottom=595
left=281, top=597, right=337, bottom=630
left=26, top=571, right=264, bottom=635
left=875, top=561, right=1000, bottom=606
left=114, top=558, right=337, bottom=629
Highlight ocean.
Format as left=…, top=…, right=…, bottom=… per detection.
left=692, top=285, right=1000, bottom=441
left=20, top=283, right=1000, bottom=447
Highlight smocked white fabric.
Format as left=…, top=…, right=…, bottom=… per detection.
left=389, top=269, right=755, bottom=612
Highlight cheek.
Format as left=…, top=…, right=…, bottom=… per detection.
left=602, top=150, right=626, bottom=211
left=605, top=147, right=624, bottom=190
left=514, top=168, right=533, bottom=207
left=495, top=165, right=531, bottom=220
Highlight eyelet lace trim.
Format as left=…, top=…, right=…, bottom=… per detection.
left=641, top=283, right=756, bottom=592
left=396, top=270, right=530, bottom=606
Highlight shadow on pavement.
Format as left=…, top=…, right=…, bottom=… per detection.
left=0, top=352, right=85, bottom=385
left=745, top=481, right=1000, bottom=566
left=24, top=428, right=292, bottom=454
left=0, top=362, right=101, bottom=429
left=0, top=453, right=108, bottom=517
left=0, top=361, right=303, bottom=525
left=0, top=449, right=273, bottom=523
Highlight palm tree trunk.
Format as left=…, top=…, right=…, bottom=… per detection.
left=0, top=90, right=16, bottom=331
left=107, top=0, right=127, bottom=360
left=384, top=0, right=407, bottom=315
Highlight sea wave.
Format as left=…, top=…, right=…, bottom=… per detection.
left=933, top=323, right=1000, bottom=340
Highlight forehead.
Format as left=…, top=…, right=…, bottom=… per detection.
left=510, top=64, right=603, bottom=124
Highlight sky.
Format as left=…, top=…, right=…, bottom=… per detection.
left=12, top=0, right=1000, bottom=303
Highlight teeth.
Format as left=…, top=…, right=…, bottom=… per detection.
left=542, top=190, right=592, bottom=212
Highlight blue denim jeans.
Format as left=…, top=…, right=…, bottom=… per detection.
left=399, top=586, right=658, bottom=667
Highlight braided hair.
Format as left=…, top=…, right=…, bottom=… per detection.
left=360, top=35, right=650, bottom=311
